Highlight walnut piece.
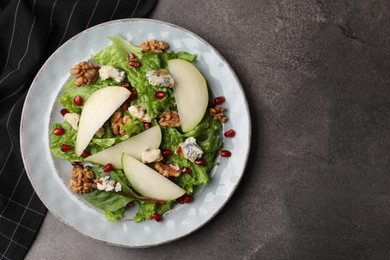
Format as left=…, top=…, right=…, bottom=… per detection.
left=111, top=111, right=131, bottom=135
left=70, top=61, right=99, bottom=87
left=155, top=162, right=181, bottom=177
left=69, top=164, right=95, bottom=193
left=159, top=110, right=181, bottom=127
left=209, top=105, right=227, bottom=123
left=140, top=39, right=169, bottom=53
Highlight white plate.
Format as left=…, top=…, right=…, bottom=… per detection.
left=20, top=18, right=251, bottom=247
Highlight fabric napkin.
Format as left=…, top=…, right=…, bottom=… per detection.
left=0, top=0, right=156, bottom=259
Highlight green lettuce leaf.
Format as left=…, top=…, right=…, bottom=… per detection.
left=92, top=35, right=143, bottom=66
left=50, top=122, right=81, bottom=162
left=104, top=207, right=126, bottom=223
left=83, top=190, right=131, bottom=212
left=134, top=202, right=155, bottom=222
left=83, top=168, right=132, bottom=214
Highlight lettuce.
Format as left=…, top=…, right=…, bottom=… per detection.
left=50, top=122, right=81, bottom=162
left=134, top=202, right=155, bottom=222
left=104, top=207, right=126, bottom=223
left=133, top=201, right=174, bottom=222
left=92, top=35, right=143, bottom=66
left=83, top=168, right=133, bottom=220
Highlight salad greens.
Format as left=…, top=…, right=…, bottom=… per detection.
left=50, top=36, right=223, bottom=222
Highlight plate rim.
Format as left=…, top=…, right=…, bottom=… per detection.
left=20, top=18, right=252, bottom=247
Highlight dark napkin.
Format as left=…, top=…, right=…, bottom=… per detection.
left=0, top=0, right=156, bottom=259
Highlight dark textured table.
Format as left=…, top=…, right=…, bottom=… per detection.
left=26, top=0, right=390, bottom=259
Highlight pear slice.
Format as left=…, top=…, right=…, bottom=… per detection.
left=85, top=125, right=162, bottom=169
left=75, top=86, right=130, bottom=156
left=168, top=59, right=209, bottom=132
left=122, top=153, right=185, bottom=201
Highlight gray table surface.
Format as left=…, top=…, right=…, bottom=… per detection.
left=26, top=0, right=390, bottom=259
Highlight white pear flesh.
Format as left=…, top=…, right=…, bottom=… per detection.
left=122, top=153, right=185, bottom=201
left=75, top=86, right=130, bottom=156
left=168, top=59, right=208, bottom=132
left=85, top=125, right=162, bottom=169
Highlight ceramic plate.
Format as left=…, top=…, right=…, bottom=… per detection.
left=20, top=18, right=251, bottom=247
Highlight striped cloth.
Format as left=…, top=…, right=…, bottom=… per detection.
left=0, top=0, right=156, bottom=259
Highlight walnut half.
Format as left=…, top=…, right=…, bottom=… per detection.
left=155, top=162, right=180, bottom=177
left=140, top=39, right=169, bottom=53
left=69, top=165, right=95, bottom=193
left=209, top=105, right=227, bottom=123
left=111, top=111, right=131, bottom=136
left=159, top=110, right=180, bottom=127
left=70, top=61, right=99, bottom=87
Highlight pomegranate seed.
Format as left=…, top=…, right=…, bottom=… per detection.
left=60, top=108, right=69, bottom=116
left=121, top=82, right=131, bottom=88
left=129, top=61, right=141, bottom=67
left=127, top=201, right=135, bottom=207
left=122, top=102, right=130, bottom=110
left=179, top=195, right=193, bottom=204
left=129, top=91, right=138, bottom=101
left=53, top=127, right=65, bottom=136
left=162, top=149, right=173, bottom=157
left=128, top=53, right=136, bottom=60
left=60, top=144, right=72, bottom=152
left=195, top=158, right=205, bottom=166
left=224, top=129, right=236, bottom=137
left=181, top=167, right=192, bottom=174
left=144, top=122, right=152, bottom=129
left=214, top=96, right=225, bottom=105
left=155, top=91, right=166, bottom=99
left=74, top=96, right=83, bottom=106
left=221, top=150, right=231, bottom=157
left=151, top=213, right=162, bottom=222
left=95, top=65, right=100, bottom=70
left=103, top=163, right=113, bottom=172
left=81, top=150, right=90, bottom=157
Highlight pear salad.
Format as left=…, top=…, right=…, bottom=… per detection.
left=50, top=36, right=234, bottom=222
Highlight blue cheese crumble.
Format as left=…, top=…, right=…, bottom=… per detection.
left=146, top=69, right=174, bottom=88
left=99, top=65, right=125, bottom=82
left=128, top=103, right=152, bottom=122
left=176, top=137, right=204, bottom=162
left=96, top=176, right=122, bottom=192
left=142, top=148, right=163, bottom=163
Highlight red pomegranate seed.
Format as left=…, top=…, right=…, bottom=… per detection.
left=53, top=127, right=65, bottom=136
left=155, top=91, right=166, bottom=99
left=129, top=91, right=138, bottom=100
left=181, top=167, right=192, bottom=174
left=60, top=108, right=69, bottom=116
left=179, top=195, right=193, bottom=204
left=81, top=150, right=90, bottom=157
left=129, top=61, right=141, bottom=67
left=74, top=96, right=83, bottom=106
left=121, top=82, right=131, bottom=88
left=122, top=102, right=130, bottom=110
left=224, top=129, right=236, bottom=137
left=151, top=213, right=162, bottom=222
left=214, top=96, right=225, bottom=105
left=95, top=65, right=100, bottom=70
left=103, top=163, right=113, bottom=172
left=195, top=158, right=205, bottom=166
left=128, top=53, right=136, bottom=60
left=221, top=150, right=231, bottom=157
left=144, top=122, right=152, bottom=129
left=60, top=144, right=72, bottom=152
left=162, top=149, right=173, bottom=157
